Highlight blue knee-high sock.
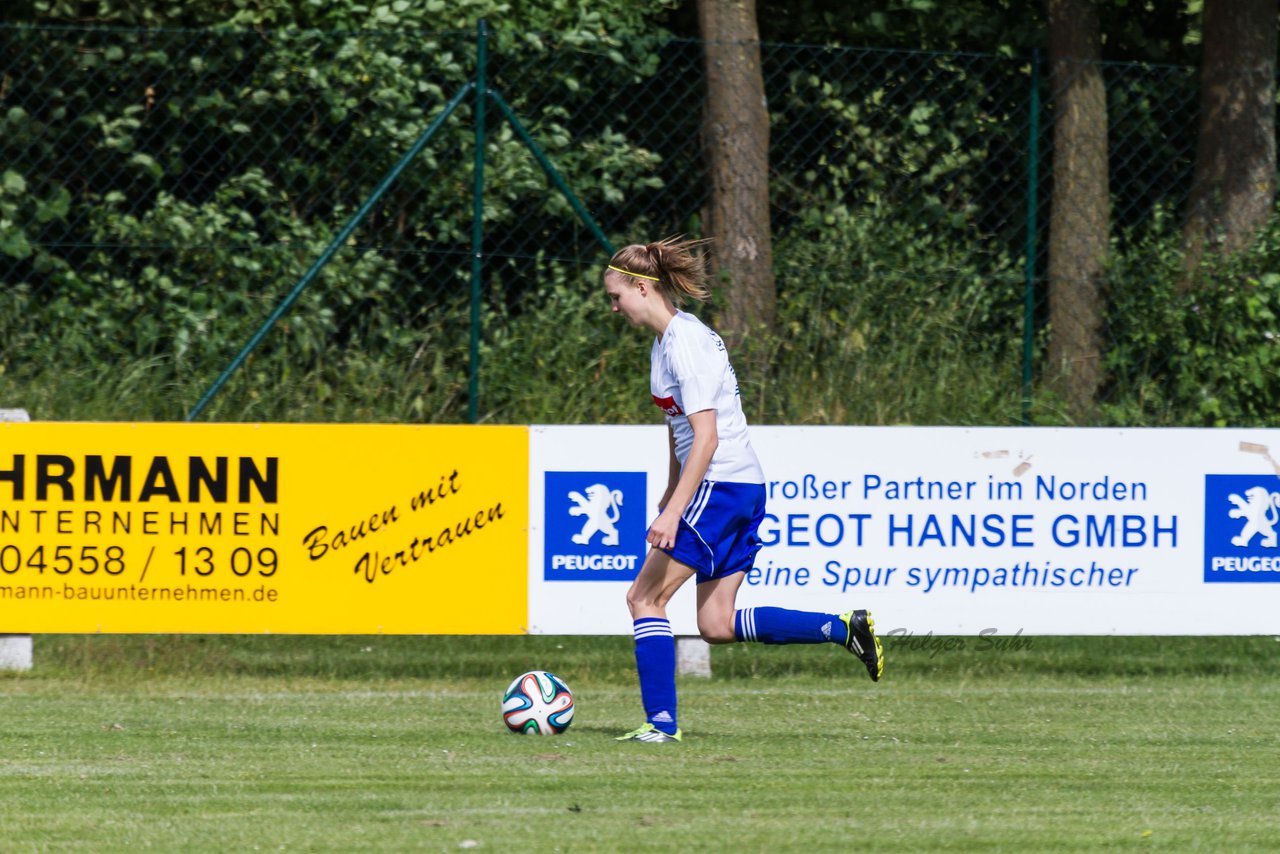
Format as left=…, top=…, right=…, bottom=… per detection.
left=735, top=607, right=848, bottom=645
left=632, top=617, right=678, bottom=734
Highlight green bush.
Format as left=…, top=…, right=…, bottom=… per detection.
left=753, top=198, right=1025, bottom=425
left=1102, top=206, right=1280, bottom=427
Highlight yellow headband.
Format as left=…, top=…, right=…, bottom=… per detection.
left=607, top=264, right=660, bottom=282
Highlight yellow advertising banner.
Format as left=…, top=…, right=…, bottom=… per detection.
left=0, top=422, right=528, bottom=634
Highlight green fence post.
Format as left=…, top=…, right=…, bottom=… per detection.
left=185, top=81, right=475, bottom=422
left=468, top=20, right=488, bottom=425
left=1022, top=49, right=1041, bottom=426
left=488, top=89, right=615, bottom=257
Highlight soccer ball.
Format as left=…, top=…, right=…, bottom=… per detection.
left=502, top=670, right=575, bottom=735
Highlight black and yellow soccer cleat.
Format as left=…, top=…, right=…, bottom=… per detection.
left=841, top=609, right=884, bottom=682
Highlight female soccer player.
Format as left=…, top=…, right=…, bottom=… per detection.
left=605, top=237, right=884, bottom=744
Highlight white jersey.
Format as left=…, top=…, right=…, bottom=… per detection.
left=650, top=311, right=764, bottom=485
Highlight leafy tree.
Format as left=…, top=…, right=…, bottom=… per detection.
left=1, top=1, right=680, bottom=420
left=1181, top=0, right=1277, bottom=277
left=1045, top=0, right=1109, bottom=420
left=698, top=0, right=776, bottom=346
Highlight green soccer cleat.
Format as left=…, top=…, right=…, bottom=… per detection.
left=841, top=609, right=884, bottom=682
left=616, top=723, right=683, bottom=743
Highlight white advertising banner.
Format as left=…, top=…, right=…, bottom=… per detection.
left=530, top=425, right=1280, bottom=636
left=529, top=426, right=687, bottom=634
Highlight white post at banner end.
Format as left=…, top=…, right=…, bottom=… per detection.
left=0, top=408, right=32, bottom=672
left=676, top=636, right=712, bottom=677
left=0, top=635, right=33, bottom=672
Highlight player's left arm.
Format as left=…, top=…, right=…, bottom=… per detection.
left=647, top=409, right=717, bottom=550
left=659, top=425, right=681, bottom=511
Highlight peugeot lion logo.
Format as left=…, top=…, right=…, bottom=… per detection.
left=1203, top=475, right=1280, bottom=582
left=568, top=484, right=624, bottom=546
left=1227, top=486, right=1280, bottom=548
left=544, top=471, right=646, bottom=582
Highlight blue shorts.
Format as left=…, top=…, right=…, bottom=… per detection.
left=659, top=481, right=766, bottom=582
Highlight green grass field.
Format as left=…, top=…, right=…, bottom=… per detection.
left=2, top=635, right=1279, bottom=852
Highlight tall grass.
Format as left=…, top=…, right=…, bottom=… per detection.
left=1, top=241, right=1024, bottom=426
left=20, top=633, right=1280, bottom=683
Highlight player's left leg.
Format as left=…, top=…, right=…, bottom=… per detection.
left=733, top=604, right=847, bottom=646
left=690, top=481, right=884, bottom=680
left=695, top=567, right=850, bottom=649
left=694, top=570, right=746, bottom=643
left=697, top=577, right=884, bottom=681
left=732, top=602, right=884, bottom=682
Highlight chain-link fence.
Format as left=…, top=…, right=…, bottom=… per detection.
left=1, top=23, right=1272, bottom=426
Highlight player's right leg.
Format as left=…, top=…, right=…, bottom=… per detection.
left=625, top=547, right=695, bottom=621
left=618, top=549, right=694, bottom=740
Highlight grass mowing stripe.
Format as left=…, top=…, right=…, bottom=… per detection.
left=2, top=635, right=1278, bottom=851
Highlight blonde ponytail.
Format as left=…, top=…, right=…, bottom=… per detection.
left=608, top=236, right=712, bottom=304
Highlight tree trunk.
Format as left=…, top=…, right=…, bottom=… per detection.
left=1182, top=0, right=1277, bottom=276
left=698, top=0, right=776, bottom=348
left=1045, top=0, right=1110, bottom=421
